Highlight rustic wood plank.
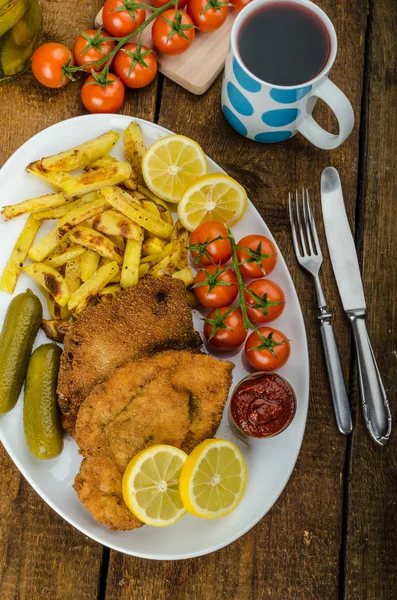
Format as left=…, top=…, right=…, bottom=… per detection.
left=105, top=2, right=368, bottom=598
left=0, top=0, right=157, bottom=598
left=345, top=0, right=397, bottom=597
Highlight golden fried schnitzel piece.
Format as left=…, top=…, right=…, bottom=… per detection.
left=74, top=350, right=234, bottom=530
left=57, top=277, right=201, bottom=435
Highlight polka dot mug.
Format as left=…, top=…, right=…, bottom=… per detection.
left=222, top=0, right=354, bottom=149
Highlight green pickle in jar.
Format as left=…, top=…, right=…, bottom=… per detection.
left=0, top=0, right=42, bottom=80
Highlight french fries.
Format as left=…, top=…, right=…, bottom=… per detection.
left=61, top=162, right=132, bottom=198
left=137, top=185, right=173, bottom=225
left=100, top=186, right=173, bottom=239
left=2, top=192, right=67, bottom=221
left=68, top=261, right=119, bottom=314
left=172, top=267, right=194, bottom=287
left=65, top=256, right=82, bottom=294
left=28, top=197, right=109, bottom=262
left=92, top=209, right=143, bottom=240
left=0, top=215, right=41, bottom=294
left=41, top=131, right=119, bottom=171
left=123, top=121, right=146, bottom=183
left=80, top=250, right=100, bottom=282
left=109, top=235, right=125, bottom=251
left=85, top=153, right=118, bottom=170
left=23, top=263, right=69, bottom=307
left=44, top=245, right=85, bottom=269
left=46, top=292, right=71, bottom=320
left=142, top=237, right=166, bottom=256
left=98, top=283, right=122, bottom=302
left=69, top=226, right=124, bottom=263
left=26, top=162, right=75, bottom=190
left=121, top=238, right=142, bottom=288
left=41, top=319, right=72, bottom=342
left=33, top=192, right=98, bottom=221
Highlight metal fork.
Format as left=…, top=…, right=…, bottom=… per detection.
left=289, top=189, right=353, bottom=435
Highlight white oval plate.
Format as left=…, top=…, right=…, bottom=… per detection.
left=0, top=114, right=309, bottom=560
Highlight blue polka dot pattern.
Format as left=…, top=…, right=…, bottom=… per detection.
left=227, top=82, right=254, bottom=116
left=233, top=59, right=261, bottom=93
left=223, top=105, right=248, bottom=136
left=270, top=86, right=312, bottom=104
left=254, top=131, right=293, bottom=143
left=261, top=108, right=300, bottom=127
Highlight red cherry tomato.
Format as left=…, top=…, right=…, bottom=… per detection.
left=233, top=0, right=252, bottom=13
left=189, top=221, right=232, bottom=266
left=237, top=234, right=277, bottom=278
left=73, top=30, right=115, bottom=73
left=187, top=0, right=228, bottom=33
left=152, top=9, right=195, bottom=56
left=31, top=43, right=73, bottom=88
left=204, top=306, right=247, bottom=350
left=102, top=0, right=146, bottom=37
left=114, top=43, right=157, bottom=88
left=193, top=264, right=238, bottom=308
left=245, top=327, right=290, bottom=371
left=153, top=0, right=187, bottom=7
left=81, top=72, right=125, bottom=114
left=244, top=279, right=285, bottom=323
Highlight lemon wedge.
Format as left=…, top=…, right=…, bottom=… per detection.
left=122, top=445, right=188, bottom=527
left=142, top=135, right=208, bottom=203
left=177, top=173, right=248, bottom=231
left=180, top=439, right=247, bottom=519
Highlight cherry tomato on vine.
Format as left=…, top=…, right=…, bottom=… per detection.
left=189, top=221, right=232, bottom=265
left=233, top=0, right=252, bottom=13
left=187, top=0, right=229, bottom=33
left=152, top=9, right=195, bottom=56
left=31, top=43, right=73, bottom=88
left=73, top=30, right=115, bottom=73
left=237, top=234, right=277, bottom=278
left=114, top=42, right=157, bottom=88
left=204, top=306, right=247, bottom=350
left=81, top=72, right=125, bottom=113
left=244, top=279, right=285, bottom=323
left=193, top=264, right=238, bottom=308
left=102, top=0, right=146, bottom=37
left=153, top=0, right=188, bottom=8
left=245, top=326, right=290, bottom=371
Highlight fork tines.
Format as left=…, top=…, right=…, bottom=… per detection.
left=289, top=188, right=322, bottom=262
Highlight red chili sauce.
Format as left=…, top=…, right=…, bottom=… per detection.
left=231, top=373, right=296, bottom=438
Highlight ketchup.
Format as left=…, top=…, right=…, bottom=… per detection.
left=231, top=373, right=296, bottom=438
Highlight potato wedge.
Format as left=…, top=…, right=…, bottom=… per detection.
left=80, top=250, right=100, bottom=282
left=23, top=263, right=69, bottom=307
left=142, top=237, right=166, bottom=257
left=137, top=185, right=173, bottom=225
left=172, top=267, right=195, bottom=287
left=85, top=153, right=118, bottom=170
left=140, top=241, right=175, bottom=265
left=46, top=292, right=71, bottom=320
left=100, top=186, right=172, bottom=239
left=149, top=235, right=184, bottom=277
left=0, top=216, right=41, bottom=294
left=40, top=131, right=119, bottom=172
left=108, top=235, right=125, bottom=251
left=171, top=220, right=189, bottom=268
left=2, top=192, right=67, bottom=221
left=69, top=226, right=124, bottom=263
left=33, top=191, right=98, bottom=221
left=28, top=197, right=109, bottom=262
left=68, top=261, right=119, bottom=314
left=26, top=161, right=75, bottom=190
left=92, top=209, right=144, bottom=240
left=123, top=121, right=146, bottom=183
left=44, top=245, right=85, bottom=269
left=98, top=283, right=122, bottom=302
left=138, top=262, right=150, bottom=278
left=186, top=290, right=197, bottom=307
left=42, top=319, right=72, bottom=342
left=65, top=256, right=82, bottom=294
left=121, top=238, right=142, bottom=289
left=61, top=162, right=131, bottom=198
left=142, top=200, right=162, bottom=239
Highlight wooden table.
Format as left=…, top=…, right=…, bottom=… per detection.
left=0, top=0, right=396, bottom=598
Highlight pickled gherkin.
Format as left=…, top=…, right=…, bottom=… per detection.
left=0, top=0, right=41, bottom=81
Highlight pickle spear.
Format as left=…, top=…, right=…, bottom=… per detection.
left=0, top=290, right=42, bottom=413
left=24, top=343, right=63, bottom=459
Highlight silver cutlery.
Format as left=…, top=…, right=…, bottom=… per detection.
left=321, top=167, right=392, bottom=446
left=289, top=188, right=353, bottom=435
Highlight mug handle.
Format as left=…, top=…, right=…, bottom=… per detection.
left=297, top=78, right=354, bottom=150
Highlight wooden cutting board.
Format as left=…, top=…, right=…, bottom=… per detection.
left=96, top=8, right=235, bottom=95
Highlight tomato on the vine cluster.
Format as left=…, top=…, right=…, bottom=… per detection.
left=244, top=278, right=285, bottom=323
left=187, top=0, right=229, bottom=33
left=114, top=43, right=157, bottom=88
left=32, top=43, right=73, bottom=88
left=152, top=8, right=195, bottom=55
left=245, top=327, right=290, bottom=371
left=81, top=72, right=125, bottom=113
left=102, top=0, right=146, bottom=37
left=189, top=221, right=232, bottom=265
left=204, top=306, right=247, bottom=350
left=73, top=30, right=115, bottom=73
left=153, top=0, right=187, bottom=7
left=237, top=234, right=277, bottom=278
left=193, top=264, right=238, bottom=308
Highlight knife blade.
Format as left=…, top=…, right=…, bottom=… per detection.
left=321, top=167, right=391, bottom=446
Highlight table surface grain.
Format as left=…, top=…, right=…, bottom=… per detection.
left=0, top=1, right=396, bottom=598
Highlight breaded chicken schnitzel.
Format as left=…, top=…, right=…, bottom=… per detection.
left=74, top=350, right=234, bottom=530
left=57, top=277, right=201, bottom=435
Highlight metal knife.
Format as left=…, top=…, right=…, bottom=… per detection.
left=321, top=167, right=392, bottom=446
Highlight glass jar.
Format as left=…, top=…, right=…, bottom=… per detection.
left=0, top=0, right=42, bottom=82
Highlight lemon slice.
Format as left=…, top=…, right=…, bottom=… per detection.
left=142, top=135, right=208, bottom=203
left=180, top=439, right=247, bottom=519
left=122, top=445, right=188, bottom=527
left=177, top=173, right=248, bottom=231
